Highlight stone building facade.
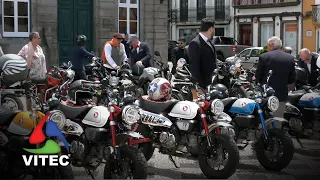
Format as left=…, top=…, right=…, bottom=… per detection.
left=0, top=0, right=168, bottom=66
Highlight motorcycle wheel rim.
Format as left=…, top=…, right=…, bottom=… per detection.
left=110, top=157, right=133, bottom=179
left=205, top=144, right=228, bottom=171
left=262, top=137, right=284, bottom=162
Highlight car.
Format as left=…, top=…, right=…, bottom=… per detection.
left=226, top=47, right=263, bottom=69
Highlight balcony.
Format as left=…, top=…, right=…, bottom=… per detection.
left=169, top=6, right=230, bottom=24
left=232, top=0, right=301, bottom=9
left=312, top=5, right=320, bottom=24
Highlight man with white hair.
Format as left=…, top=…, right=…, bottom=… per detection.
left=255, top=36, right=296, bottom=117
left=299, top=48, right=320, bottom=86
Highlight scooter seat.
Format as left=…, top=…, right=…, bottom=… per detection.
left=31, top=77, right=48, bottom=85
left=221, top=97, right=238, bottom=111
left=288, top=91, right=305, bottom=105
left=139, top=95, right=178, bottom=114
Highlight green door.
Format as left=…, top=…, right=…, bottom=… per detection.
left=58, top=0, right=93, bottom=65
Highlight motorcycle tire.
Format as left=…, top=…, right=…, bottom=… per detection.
left=135, top=124, right=155, bottom=161
left=104, top=145, right=147, bottom=179
left=1, top=94, right=24, bottom=111
left=198, top=134, right=239, bottom=179
left=54, top=165, right=75, bottom=179
left=255, top=128, right=294, bottom=171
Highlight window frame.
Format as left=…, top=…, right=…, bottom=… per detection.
left=238, top=49, right=251, bottom=57
left=250, top=49, right=260, bottom=57
left=2, top=0, right=30, bottom=37
left=118, top=0, right=139, bottom=36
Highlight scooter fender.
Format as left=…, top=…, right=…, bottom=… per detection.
left=116, top=131, right=151, bottom=146
left=284, top=102, right=300, bottom=115
left=201, top=121, right=233, bottom=136
left=258, top=117, right=288, bottom=130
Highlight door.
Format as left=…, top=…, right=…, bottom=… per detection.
left=239, top=24, right=252, bottom=46
left=58, top=0, right=93, bottom=65
left=283, top=23, right=297, bottom=57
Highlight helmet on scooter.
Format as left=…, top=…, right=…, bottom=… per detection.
left=147, top=78, right=172, bottom=101
left=208, top=89, right=224, bottom=100
left=210, top=84, right=229, bottom=98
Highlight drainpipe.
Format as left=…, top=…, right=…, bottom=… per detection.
left=153, top=1, right=156, bottom=65
left=233, top=6, right=236, bottom=39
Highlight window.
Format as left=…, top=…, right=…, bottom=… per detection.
left=197, top=0, right=206, bottom=21
left=238, top=49, right=251, bottom=57
left=215, top=28, right=225, bottom=36
left=119, top=0, right=139, bottom=35
left=180, top=0, right=188, bottom=22
left=2, top=0, right=30, bottom=37
left=250, top=49, right=260, bottom=57
left=260, top=23, right=274, bottom=46
left=179, top=28, right=200, bottom=44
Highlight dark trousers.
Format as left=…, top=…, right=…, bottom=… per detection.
left=74, top=70, right=87, bottom=81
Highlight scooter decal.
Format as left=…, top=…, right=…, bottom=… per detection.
left=229, top=98, right=256, bottom=115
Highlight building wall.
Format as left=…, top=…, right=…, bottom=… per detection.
left=0, top=0, right=168, bottom=66
left=233, top=2, right=302, bottom=57
left=302, top=0, right=318, bottom=52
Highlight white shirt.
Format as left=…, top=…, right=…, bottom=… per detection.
left=136, top=41, right=141, bottom=52
left=199, top=33, right=213, bottom=49
left=307, top=63, right=311, bottom=73
left=104, top=43, right=128, bottom=69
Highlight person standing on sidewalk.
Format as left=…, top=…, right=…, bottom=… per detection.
left=254, top=36, right=295, bottom=117
left=121, top=32, right=131, bottom=58
left=188, top=18, right=217, bottom=100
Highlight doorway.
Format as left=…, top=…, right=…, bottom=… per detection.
left=239, top=24, right=252, bottom=46
left=58, top=0, right=93, bottom=65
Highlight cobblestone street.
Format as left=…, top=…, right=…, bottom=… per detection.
left=73, top=138, right=320, bottom=179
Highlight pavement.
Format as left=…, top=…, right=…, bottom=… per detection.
left=73, top=138, right=320, bottom=180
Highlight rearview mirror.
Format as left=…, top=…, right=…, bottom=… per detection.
left=68, top=61, right=72, bottom=67
left=245, top=55, right=250, bottom=59
left=154, top=51, right=160, bottom=56
left=317, top=56, right=320, bottom=68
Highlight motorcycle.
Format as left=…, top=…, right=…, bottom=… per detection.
left=50, top=79, right=149, bottom=179
left=0, top=89, right=74, bottom=179
left=221, top=70, right=294, bottom=171
left=283, top=59, right=320, bottom=142
left=123, top=80, right=240, bottom=179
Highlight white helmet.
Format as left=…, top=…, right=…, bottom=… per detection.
left=147, top=78, right=172, bottom=101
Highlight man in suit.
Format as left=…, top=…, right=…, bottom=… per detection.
left=188, top=18, right=217, bottom=96
left=255, top=36, right=295, bottom=117
left=121, top=32, right=131, bottom=58
left=127, top=35, right=153, bottom=75
left=298, top=48, right=320, bottom=87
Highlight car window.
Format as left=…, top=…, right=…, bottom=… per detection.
left=250, top=49, right=260, bottom=57
left=238, top=49, right=251, bottom=57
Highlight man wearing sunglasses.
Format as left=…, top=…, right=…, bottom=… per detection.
left=171, top=37, right=188, bottom=74
left=101, top=33, right=129, bottom=70
left=299, top=48, right=320, bottom=87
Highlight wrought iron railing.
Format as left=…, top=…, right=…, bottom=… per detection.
left=312, top=5, right=320, bottom=24
left=169, top=6, right=230, bottom=23
left=232, top=0, right=299, bottom=6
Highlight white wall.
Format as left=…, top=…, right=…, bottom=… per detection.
left=316, top=0, right=320, bottom=5
left=236, top=5, right=302, bottom=16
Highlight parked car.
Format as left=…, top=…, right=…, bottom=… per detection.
left=212, top=36, right=252, bottom=61
left=226, top=47, right=263, bottom=69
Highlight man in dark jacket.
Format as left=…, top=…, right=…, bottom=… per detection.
left=127, top=35, right=153, bottom=75
left=121, top=32, right=131, bottom=58
left=255, top=36, right=295, bottom=117
left=71, top=35, right=96, bottom=80
left=188, top=18, right=217, bottom=92
left=298, top=48, right=320, bottom=87
left=171, top=37, right=188, bottom=74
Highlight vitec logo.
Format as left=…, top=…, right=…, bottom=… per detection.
left=22, top=113, right=70, bottom=166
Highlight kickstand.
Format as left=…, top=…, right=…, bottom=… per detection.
left=296, top=137, right=304, bottom=149
left=169, top=155, right=180, bottom=168
left=85, top=169, right=95, bottom=179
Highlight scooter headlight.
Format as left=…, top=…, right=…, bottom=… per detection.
left=47, top=110, right=67, bottom=129
left=229, top=65, right=237, bottom=75
left=122, top=105, right=140, bottom=125
left=211, top=99, right=224, bottom=116
left=267, top=96, right=279, bottom=112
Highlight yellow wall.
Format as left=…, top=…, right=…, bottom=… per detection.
left=303, top=0, right=317, bottom=52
